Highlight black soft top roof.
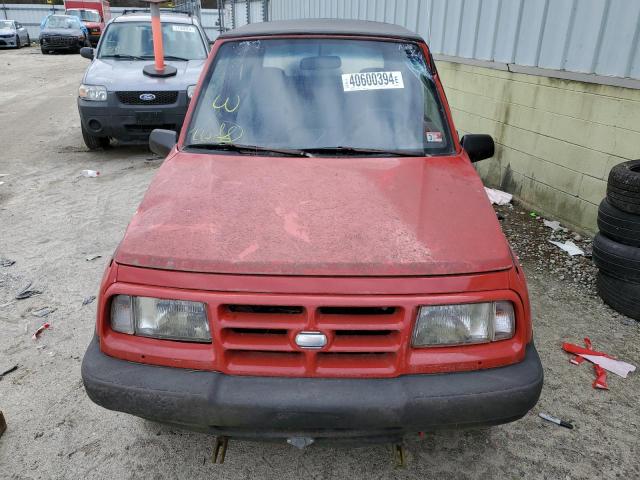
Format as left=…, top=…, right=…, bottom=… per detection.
left=219, top=18, right=423, bottom=41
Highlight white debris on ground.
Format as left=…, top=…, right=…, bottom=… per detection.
left=495, top=203, right=598, bottom=289
left=485, top=187, right=513, bottom=205
left=543, top=219, right=563, bottom=232
left=548, top=240, right=585, bottom=256
left=580, top=354, right=636, bottom=378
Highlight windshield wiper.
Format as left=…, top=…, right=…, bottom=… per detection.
left=101, top=54, right=146, bottom=60
left=300, top=146, right=427, bottom=157
left=185, top=143, right=311, bottom=157
left=134, top=55, right=190, bottom=61
left=162, top=55, right=191, bottom=61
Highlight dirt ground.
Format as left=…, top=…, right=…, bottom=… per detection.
left=0, top=47, right=638, bottom=480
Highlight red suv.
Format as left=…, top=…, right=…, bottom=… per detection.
left=82, top=19, right=542, bottom=445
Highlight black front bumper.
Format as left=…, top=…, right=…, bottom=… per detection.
left=78, top=94, right=188, bottom=143
left=40, top=37, right=85, bottom=51
left=82, top=336, right=543, bottom=439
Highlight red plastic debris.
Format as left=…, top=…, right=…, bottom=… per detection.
left=562, top=337, right=614, bottom=359
left=592, top=364, right=609, bottom=390
left=32, top=322, right=50, bottom=340
left=570, top=356, right=586, bottom=365
left=569, top=338, right=592, bottom=365
left=563, top=337, right=611, bottom=390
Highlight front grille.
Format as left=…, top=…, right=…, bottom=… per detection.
left=116, top=91, right=179, bottom=105
left=42, top=35, right=76, bottom=46
left=217, top=303, right=405, bottom=377
left=0, top=34, right=14, bottom=38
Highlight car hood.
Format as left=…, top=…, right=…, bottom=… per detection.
left=41, top=28, right=83, bottom=37
left=115, top=152, right=513, bottom=277
left=0, top=28, right=15, bottom=33
left=84, top=58, right=205, bottom=89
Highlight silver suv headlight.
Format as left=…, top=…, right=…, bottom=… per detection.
left=412, top=301, right=515, bottom=347
left=79, top=84, right=107, bottom=101
left=187, top=84, right=196, bottom=99
left=111, top=295, right=211, bottom=343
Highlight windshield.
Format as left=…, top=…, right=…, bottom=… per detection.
left=45, top=16, right=81, bottom=30
left=186, top=39, right=454, bottom=156
left=98, top=22, right=206, bottom=60
left=67, top=9, right=100, bottom=23
left=0, top=21, right=13, bottom=29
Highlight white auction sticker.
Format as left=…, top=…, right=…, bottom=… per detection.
left=172, top=25, right=196, bottom=33
left=342, top=71, right=404, bottom=92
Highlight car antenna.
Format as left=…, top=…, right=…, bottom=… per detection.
left=141, top=0, right=177, bottom=78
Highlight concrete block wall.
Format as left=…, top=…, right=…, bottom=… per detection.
left=437, top=61, right=640, bottom=233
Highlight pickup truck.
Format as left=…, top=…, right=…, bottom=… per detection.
left=81, top=19, right=543, bottom=449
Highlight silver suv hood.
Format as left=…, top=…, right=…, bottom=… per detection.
left=83, top=58, right=206, bottom=90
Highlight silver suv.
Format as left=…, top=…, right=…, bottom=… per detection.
left=77, top=12, right=209, bottom=149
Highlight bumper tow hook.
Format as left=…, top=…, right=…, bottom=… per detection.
left=212, top=436, right=228, bottom=464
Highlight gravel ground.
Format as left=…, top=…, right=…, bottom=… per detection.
left=0, top=48, right=639, bottom=480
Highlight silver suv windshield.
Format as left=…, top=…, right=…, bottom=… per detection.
left=0, top=21, right=14, bottom=29
left=185, top=38, right=454, bottom=156
left=98, top=22, right=206, bottom=61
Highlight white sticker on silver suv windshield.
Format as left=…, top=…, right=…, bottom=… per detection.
left=172, top=25, right=196, bottom=33
left=342, top=71, right=404, bottom=92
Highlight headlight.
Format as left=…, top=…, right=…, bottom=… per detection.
left=79, top=84, right=107, bottom=101
left=187, top=85, right=196, bottom=99
left=110, top=295, right=211, bottom=343
left=412, top=301, right=515, bottom=347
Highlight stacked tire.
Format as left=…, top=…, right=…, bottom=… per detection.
left=594, top=160, right=640, bottom=320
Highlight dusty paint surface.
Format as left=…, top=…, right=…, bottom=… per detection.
left=116, top=152, right=511, bottom=276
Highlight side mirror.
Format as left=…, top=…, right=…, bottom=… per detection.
left=80, top=47, right=94, bottom=59
left=149, top=129, right=177, bottom=157
left=461, top=134, right=495, bottom=163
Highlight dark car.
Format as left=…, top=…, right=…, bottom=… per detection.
left=40, top=15, right=89, bottom=54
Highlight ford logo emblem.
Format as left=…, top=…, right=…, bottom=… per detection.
left=139, top=93, right=156, bottom=101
